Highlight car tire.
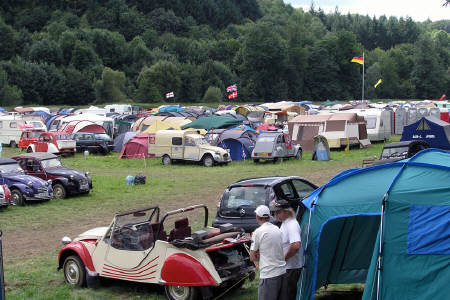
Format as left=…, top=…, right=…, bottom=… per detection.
left=295, top=149, right=302, bottom=160
left=53, top=183, right=67, bottom=199
left=253, top=159, right=259, bottom=163
left=11, top=189, right=25, bottom=206
left=162, top=155, right=172, bottom=166
left=202, top=155, right=214, bottom=167
left=63, top=255, right=87, bottom=287
left=165, top=285, right=198, bottom=300
left=9, top=141, right=17, bottom=148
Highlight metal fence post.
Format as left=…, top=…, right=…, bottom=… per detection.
left=0, top=230, right=4, bottom=300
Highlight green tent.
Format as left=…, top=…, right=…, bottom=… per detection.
left=298, top=149, right=450, bottom=299
left=181, top=115, right=241, bottom=131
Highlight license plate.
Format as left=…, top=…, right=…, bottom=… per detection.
left=37, top=192, right=48, bottom=197
left=258, top=152, right=268, bottom=156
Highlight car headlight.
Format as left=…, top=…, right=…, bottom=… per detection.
left=70, top=175, right=74, bottom=180
left=61, top=236, right=72, bottom=245
left=47, top=179, right=52, bottom=185
left=27, top=181, right=33, bottom=187
left=85, top=172, right=90, bottom=177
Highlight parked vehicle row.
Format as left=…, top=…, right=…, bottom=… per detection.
left=0, top=153, right=92, bottom=208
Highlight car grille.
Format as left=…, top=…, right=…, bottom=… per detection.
left=38, top=187, right=47, bottom=193
left=79, top=179, right=88, bottom=185
left=223, top=153, right=229, bottom=159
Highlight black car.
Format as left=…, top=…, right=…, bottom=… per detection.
left=371, top=140, right=429, bottom=166
left=71, top=132, right=114, bottom=154
left=212, top=176, right=318, bottom=232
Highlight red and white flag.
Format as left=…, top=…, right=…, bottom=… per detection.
left=226, top=84, right=237, bottom=93
left=165, top=92, right=174, bottom=98
left=228, top=91, right=238, bottom=100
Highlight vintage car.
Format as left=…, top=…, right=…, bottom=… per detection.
left=213, top=176, right=318, bottom=232
left=149, top=130, right=231, bottom=167
left=0, top=158, right=53, bottom=206
left=18, top=129, right=45, bottom=149
left=27, top=132, right=76, bottom=155
left=0, top=184, right=12, bottom=209
left=12, top=153, right=92, bottom=199
left=370, top=140, right=430, bottom=167
left=251, top=132, right=302, bottom=162
left=71, top=132, right=114, bottom=154
left=58, top=205, right=255, bottom=300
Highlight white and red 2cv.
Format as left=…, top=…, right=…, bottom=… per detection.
left=58, top=204, right=255, bottom=300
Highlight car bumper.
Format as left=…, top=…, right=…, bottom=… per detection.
left=214, top=156, right=232, bottom=163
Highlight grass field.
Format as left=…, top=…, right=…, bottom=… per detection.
left=0, top=138, right=395, bottom=299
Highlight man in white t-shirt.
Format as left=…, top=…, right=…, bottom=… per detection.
left=250, top=205, right=287, bottom=300
left=271, top=199, right=304, bottom=300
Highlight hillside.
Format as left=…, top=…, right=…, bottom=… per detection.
left=0, top=0, right=448, bottom=106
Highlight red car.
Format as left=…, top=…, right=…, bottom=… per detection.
left=18, top=130, right=45, bottom=149
left=27, top=132, right=76, bottom=155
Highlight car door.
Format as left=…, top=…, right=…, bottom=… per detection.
left=274, top=181, right=300, bottom=210
left=36, top=134, right=48, bottom=152
left=26, top=159, right=46, bottom=180
left=170, top=137, right=184, bottom=159
left=291, top=179, right=317, bottom=200
left=183, top=137, right=200, bottom=161
left=275, top=135, right=286, bottom=157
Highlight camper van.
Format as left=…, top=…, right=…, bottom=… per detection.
left=0, top=115, right=46, bottom=147
left=104, top=104, right=139, bottom=115
left=149, top=130, right=231, bottom=167
left=350, top=109, right=391, bottom=142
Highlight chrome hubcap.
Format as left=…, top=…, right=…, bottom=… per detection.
left=169, top=286, right=189, bottom=300
left=54, top=187, right=63, bottom=198
left=205, top=158, right=213, bottom=167
left=65, top=261, right=79, bottom=284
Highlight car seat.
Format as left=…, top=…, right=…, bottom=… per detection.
left=151, top=222, right=167, bottom=241
left=168, top=218, right=191, bottom=241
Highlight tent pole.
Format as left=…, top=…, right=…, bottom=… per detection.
left=376, top=193, right=387, bottom=300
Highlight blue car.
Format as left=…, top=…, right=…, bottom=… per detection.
left=0, top=158, right=53, bottom=206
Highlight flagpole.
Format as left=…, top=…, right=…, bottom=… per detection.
left=362, top=52, right=365, bottom=101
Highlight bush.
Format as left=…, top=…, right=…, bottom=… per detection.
left=203, top=86, right=223, bottom=102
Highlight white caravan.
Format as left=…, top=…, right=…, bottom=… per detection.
left=350, top=109, right=391, bottom=142
left=0, top=115, right=46, bottom=147
left=104, top=104, right=139, bottom=115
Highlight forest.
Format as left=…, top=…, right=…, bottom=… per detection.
left=0, top=0, right=448, bottom=106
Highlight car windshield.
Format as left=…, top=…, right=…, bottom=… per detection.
left=41, top=158, right=62, bottom=169
left=94, top=133, right=111, bottom=140
left=0, top=163, right=24, bottom=174
left=31, top=131, right=42, bottom=138
left=381, top=146, right=409, bottom=159
left=194, top=138, right=209, bottom=145
left=223, top=186, right=267, bottom=209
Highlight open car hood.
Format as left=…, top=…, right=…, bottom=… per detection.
left=74, top=226, right=109, bottom=241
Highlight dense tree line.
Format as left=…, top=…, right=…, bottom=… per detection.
left=0, top=0, right=448, bottom=106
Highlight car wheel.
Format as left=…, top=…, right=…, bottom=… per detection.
left=162, top=155, right=172, bottom=166
left=253, top=159, right=259, bottom=163
left=53, top=184, right=67, bottom=199
left=11, top=189, right=25, bottom=206
left=165, top=285, right=198, bottom=300
left=295, top=149, right=302, bottom=160
left=203, top=155, right=214, bottom=167
left=63, top=255, right=86, bottom=287
left=9, top=141, right=17, bottom=148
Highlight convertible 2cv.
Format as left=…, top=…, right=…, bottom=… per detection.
left=58, top=204, right=255, bottom=300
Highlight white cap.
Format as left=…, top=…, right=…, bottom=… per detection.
left=255, top=205, right=270, bottom=217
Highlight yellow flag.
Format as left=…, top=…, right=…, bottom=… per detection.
left=374, top=79, right=382, bottom=88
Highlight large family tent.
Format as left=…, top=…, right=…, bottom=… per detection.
left=298, top=149, right=450, bottom=300
left=118, top=133, right=150, bottom=159
left=216, top=130, right=256, bottom=161
left=401, top=116, right=450, bottom=149
left=113, top=131, right=138, bottom=152
left=181, top=115, right=241, bottom=131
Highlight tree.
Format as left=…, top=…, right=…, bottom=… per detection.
left=71, top=40, right=98, bottom=70
left=0, top=70, right=23, bottom=106
left=94, top=67, right=127, bottom=103
left=64, top=67, right=95, bottom=105
left=203, top=86, right=223, bottom=102
left=29, top=39, right=64, bottom=66
left=0, top=18, right=16, bottom=61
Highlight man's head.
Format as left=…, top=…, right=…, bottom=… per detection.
left=270, top=199, right=295, bottom=222
left=255, top=205, right=271, bottom=225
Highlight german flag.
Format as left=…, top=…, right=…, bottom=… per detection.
left=351, top=56, right=364, bottom=65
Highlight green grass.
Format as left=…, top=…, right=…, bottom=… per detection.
left=0, top=137, right=398, bottom=299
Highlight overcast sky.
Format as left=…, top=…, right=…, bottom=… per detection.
left=284, top=0, right=449, bottom=21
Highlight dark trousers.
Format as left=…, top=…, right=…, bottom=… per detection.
left=286, top=268, right=302, bottom=300
left=258, top=272, right=288, bottom=300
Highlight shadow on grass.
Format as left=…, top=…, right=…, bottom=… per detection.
left=316, top=291, right=362, bottom=299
